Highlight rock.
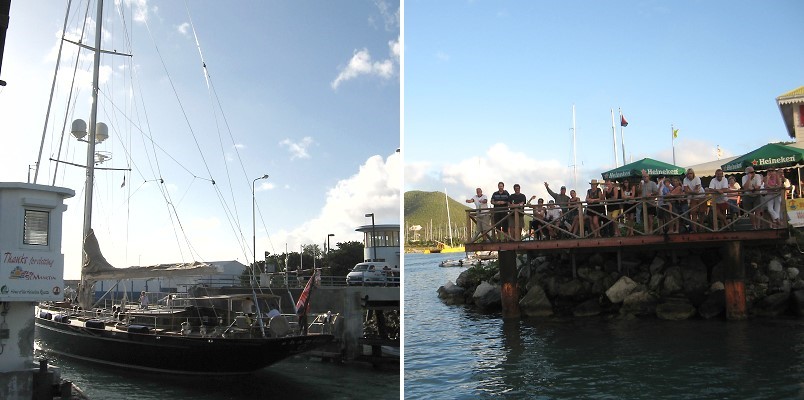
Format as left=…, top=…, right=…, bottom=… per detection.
left=709, top=282, right=725, bottom=292
left=787, top=267, right=800, bottom=280
left=710, top=261, right=725, bottom=283
left=620, top=260, right=641, bottom=275
left=648, top=273, right=664, bottom=292
left=473, top=281, right=502, bottom=310
left=792, top=290, right=804, bottom=317
left=605, top=276, right=639, bottom=304
left=661, top=267, right=684, bottom=296
left=556, top=279, right=587, bottom=299
left=753, top=292, right=790, bottom=317
left=455, top=270, right=472, bottom=288
left=573, top=298, right=601, bottom=317
left=656, top=300, right=697, bottom=320
left=620, top=291, right=658, bottom=316
left=519, top=285, right=553, bottom=317
left=699, top=290, right=725, bottom=319
left=633, top=271, right=651, bottom=285
left=437, top=281, right=466, bottom=305
left=681, top=259, right=709, bottom=296
left=649, top=256, right=666, bottom=275
left=769, top=259, right=784, bottom=273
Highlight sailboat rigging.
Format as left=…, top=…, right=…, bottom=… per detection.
left=35, top=0, right=332, bottom=374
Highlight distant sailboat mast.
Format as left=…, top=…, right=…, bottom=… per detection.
left=445, top=189, right=453, bottom=247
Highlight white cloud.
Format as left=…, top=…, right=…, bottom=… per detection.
left=331, top=38, right=399, bottom=90
left=373, top=0, right=400, bottom=31
left=279, top=137, right=314, bottom=160
left=124, top=0, right=151, bottom=23
left=262, top=151, right=400, bottom=253
left=256, top=181, right=275, bottom=192
left=177, top=22, right=190, bottom=36
left=435, top=51, right=450, bottom=62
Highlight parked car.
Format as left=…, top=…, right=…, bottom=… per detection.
left=346, top=262, right=399, bottom=286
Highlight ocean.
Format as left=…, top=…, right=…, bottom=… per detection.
left=404, top=252, right=804, bottom=399
left=35, top=337, right=399, bottom=399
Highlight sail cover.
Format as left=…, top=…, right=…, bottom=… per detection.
left=82, top=229, right=218, bottom=280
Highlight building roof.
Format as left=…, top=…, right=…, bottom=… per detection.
left=777, top=86, right=804, bottom=138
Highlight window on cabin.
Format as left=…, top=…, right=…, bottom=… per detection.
left=24, top=209, right=49, bottom=246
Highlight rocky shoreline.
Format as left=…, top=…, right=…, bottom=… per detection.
left=438, top=233, right=804, bottom=319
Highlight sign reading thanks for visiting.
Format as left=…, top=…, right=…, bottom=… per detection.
left=0, top=250, right=64, bottom=301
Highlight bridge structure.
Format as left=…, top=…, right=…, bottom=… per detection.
left=464, top=188, right=793, bottom=320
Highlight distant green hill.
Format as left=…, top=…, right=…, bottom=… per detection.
left=404, top=190, right=471, bottom=243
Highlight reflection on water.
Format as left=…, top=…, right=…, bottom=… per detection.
left=405, top=253, right=804, bottom=399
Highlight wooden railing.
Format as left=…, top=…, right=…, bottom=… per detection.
left=465, top=188, right=789, bottom=243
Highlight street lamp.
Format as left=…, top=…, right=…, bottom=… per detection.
left=365, top=213, right=376, bottom=262
left=327, top=233, right=335, bottom=254
left=252, top=174, right=269, bottom=284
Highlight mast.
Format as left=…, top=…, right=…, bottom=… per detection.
left=572, top=105, right=577, bottom=190
left=78, top=0, right=104, bottom=309
left=445, top=189, right=453, bottom=247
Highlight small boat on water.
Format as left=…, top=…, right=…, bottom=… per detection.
left=438, top=252, right=497, bottom=268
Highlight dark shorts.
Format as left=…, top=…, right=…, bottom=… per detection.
left=659, top=204, right=672, bottom=219
left=586, top=204, right=606, bottom=216
left=742, top=195, right=760, bottom=212
left=494, top=208, right=509, bottom=230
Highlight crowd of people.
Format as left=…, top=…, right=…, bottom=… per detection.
left=465, top=166, right=793, bottom=242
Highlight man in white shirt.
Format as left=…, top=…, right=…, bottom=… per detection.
left=682, top=168, right=705, bottom=232
left=466, top=188, right=490, bottom=242
left=707, top=168, right=730, bottom=229
left=742, top=166, right=764, bottom=229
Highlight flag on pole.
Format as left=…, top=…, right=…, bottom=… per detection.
left=620, top=114, right=628, bottom=127
left=673, top=128, right=679, bottom=139
left=296, top=269, right=320, bottom=316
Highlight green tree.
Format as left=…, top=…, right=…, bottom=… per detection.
left=322, top=240, right=364, bottom=276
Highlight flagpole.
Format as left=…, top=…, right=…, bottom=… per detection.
left=672, top=124, right=676, bottom=165
left=619, top=108, right=626, bottom=163
left=611, top=108, right=619, bottom=167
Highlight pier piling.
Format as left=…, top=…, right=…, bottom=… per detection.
left=499, top=250, right=520, bottom=318
left=723, top=241, right=746, bottom=320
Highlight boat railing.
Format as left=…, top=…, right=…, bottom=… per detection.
left=465, top=187, right=789, bottom=243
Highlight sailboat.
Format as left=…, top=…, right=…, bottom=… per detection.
left=424, top=190, right=465, bottom=254
left=34, top=0, right=331, bottom=374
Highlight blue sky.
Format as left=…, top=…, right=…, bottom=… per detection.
left=0, top=0, right=400, bottom=278
left=404, top=0, right=804, bottom=203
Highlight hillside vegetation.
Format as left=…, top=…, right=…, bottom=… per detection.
left=404, top=190, right=471, bottom=243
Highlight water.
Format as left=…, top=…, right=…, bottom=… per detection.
left=404, top=253, right=804, bottom=399
left=36, top=341, right=399, bottom=399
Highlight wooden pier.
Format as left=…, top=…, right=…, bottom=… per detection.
left=463, top=189, right=794, bottom=320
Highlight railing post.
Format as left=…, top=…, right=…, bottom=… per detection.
left=578, top=202, right=585, bottom=237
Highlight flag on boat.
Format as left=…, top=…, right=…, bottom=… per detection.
left=620, top=114, right=628, bottom=127
left=673, top=128, right=679, bottom=138
left=295, top=269, right=320, bottom=316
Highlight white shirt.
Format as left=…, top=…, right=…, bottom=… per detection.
left=742, top=174, right=763, bottom=194
left=683, top=176, right=705, bottom=198
left=708, top=176, right=730, bottom=203
left=469, top=194, right=489, bottom=209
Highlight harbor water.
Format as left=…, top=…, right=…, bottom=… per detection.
left=404, top=253, right=804, bottom=399
left=35, top=341, right=399, bottom=399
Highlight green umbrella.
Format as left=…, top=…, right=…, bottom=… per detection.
left=721, top=143, right=804, bottom=172
left=601, top=158, right=685, bottom=180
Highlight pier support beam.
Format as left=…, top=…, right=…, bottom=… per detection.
left=723, top=241, right=746, bottom=320
left=499, top=250, right=520, bottom=319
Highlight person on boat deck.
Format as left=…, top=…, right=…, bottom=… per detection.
left=639, top=170, right=660, bottom=234
left=490, top=182, right=510, bottom=241
left=544, top=182, right=570, bottom=215
left=620, top=179, right=636, bottom=236
left=568, top=190, right=588, bottom=237
left=139, top=291, right=149, bottom=309
left=707, top=168, right=731, bottom=229
left=242, top=297, right=256, bottom=315
left=603, top=179, right=622, bottom=237
left=509, top=184, right=527, bottom=240
left=466, top=187, right=490, bottom=242
left=742, top=166, right=764, bottom=230
left=726, top=176, right=741, bottom=218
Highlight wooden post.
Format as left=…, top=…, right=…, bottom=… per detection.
left=723, top=241, right=746, bottom=320
left=499, top=250, right=520, bottom=319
